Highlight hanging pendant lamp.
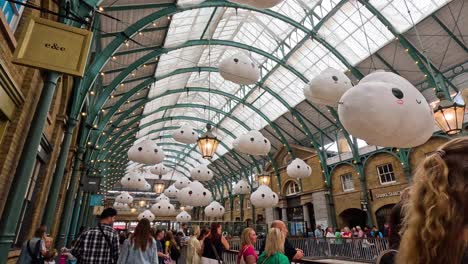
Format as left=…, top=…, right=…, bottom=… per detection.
left=197, top=124, right=220, bottom=160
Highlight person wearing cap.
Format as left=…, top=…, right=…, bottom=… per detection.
left=70, top=208, right=120, bottom=264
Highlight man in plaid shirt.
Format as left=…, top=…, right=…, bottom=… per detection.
left=71, top=208, right=120, bottom=263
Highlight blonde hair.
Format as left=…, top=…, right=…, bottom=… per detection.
left=264, top=228, right=284, bottom=257
left=191, top=225, right=200, bottom=237
left=240, top=228, right=254, bottom=247
left=397, top=137, right=468, bottom=264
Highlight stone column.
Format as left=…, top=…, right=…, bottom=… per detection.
left=265, top=208, right=275, bottom=225
left=303, top=204, right=311, bottom=229
left=312, top=191, right=331, bottom=228
left=281, top=208, right=287, bottom=222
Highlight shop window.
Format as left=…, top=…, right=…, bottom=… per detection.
left=377, top=163, right=396, bottom=184
left=340, top=173, right=354, bottom=191
left=234, top=200, right=240, bottom=210
left=286, top=181, right=300, bottom=196
left=0, top=0, right=27, bottom=31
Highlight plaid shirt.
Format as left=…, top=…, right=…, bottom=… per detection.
left=71, top=224, right=120, bottom=264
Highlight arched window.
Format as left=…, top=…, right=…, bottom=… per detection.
left=285, top=181, right=300, bottom=196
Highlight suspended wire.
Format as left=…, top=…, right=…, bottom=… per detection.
left=401, top=0, right=438, bottom=89
left=353, top=1, right=376, bottom=73
left=437, top=1, right=465, bottom=69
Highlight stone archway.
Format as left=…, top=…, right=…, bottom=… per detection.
left=339, top=208, right=367, bottom=228
left=375, top=204, right=396, bottom=231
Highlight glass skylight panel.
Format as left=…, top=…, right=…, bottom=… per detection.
left=164, top=8, right=215, bottom=46
left=370, top=0, right=450, bottom=33
left=318, top=2, right=394, bottom=65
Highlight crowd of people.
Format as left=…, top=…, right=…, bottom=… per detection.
left=16, top=137, right=467, bottom=264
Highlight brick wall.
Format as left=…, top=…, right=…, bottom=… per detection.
left=0, top=0, right=78, bottom=256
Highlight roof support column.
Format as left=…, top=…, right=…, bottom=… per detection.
left=0, top=72, right=61, bottom=263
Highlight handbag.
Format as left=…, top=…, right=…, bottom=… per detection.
left=210, top=243, right=224, bottom=264
left=98, top=224, right=115, bottom=264
left=238, top=245, right=250, bottom=264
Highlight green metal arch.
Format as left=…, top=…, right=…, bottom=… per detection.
left=101, top=129, right=251, bottom=177
left=100, top=114, right=278, bottom=185
left=78, top=0, right=361, bottom=118
left=97, top=88, right=293, bottom=156
left=99, top=103, right=281, bottom=179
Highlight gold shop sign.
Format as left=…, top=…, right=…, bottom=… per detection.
left=12, top=17, right=93, bottom=77
left=375, top=191, right=401, bottom=199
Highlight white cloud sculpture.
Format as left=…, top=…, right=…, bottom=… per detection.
left=115, top=191, right=134, bottom=204
left=219, top=53, right=260, bottom=85
left=190, top=164, right=214, bottom=182
left=151, top=200, right=176, bottom=217
left=127, top=139, right=165, bottom=165
left=229, top=0, right=284, bottom=9
left=120, top=172, right=149, bottom=190
left=150, top=164, right=169, bottom=176
left=286, top=158, right=312, bottom=179
left=338, top=70, right=434, bottom=148
left=155, top=193, right=170, bottom=203
left=176, top=211, right=192, bottom=222
left=177, top=180, right=213, bottom=206
left=174, top=176, right=192, bottom=189
left=233, top=130, right=271, bottom=156
left=233, top=179, right=251, bottom=195
left=204, top=201, right=225, bottom=218
left=113, top=202, right=130, bottom=211
left=303, top=67, right=353, bottom=107
left=138, top=210, right=155, bottom=221
left=164, top=185, right=179, bottom=198
left=250, top=185, right=279, bottom=208
left=172, top=125, right=199, bottom=144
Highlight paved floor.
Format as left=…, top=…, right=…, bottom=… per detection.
left=302, top=258, right=368, bottom=264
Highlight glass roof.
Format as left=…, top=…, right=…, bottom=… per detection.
left=129, top=0, right=451, bottom=172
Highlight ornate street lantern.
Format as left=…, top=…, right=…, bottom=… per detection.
left=434, top=99, right=465, bottom=135
left=256, top=172, right=271, bottom=186
left=197, top=124, right=220, bottom=159
left=153, top=182, right=165, bottom=194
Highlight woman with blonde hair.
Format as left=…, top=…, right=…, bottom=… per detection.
left=257, top=228, right=289, bottom=264
left=187, top=226, right=202, bottom=264
left=396, top=137, right=468, bottom=264
left=237, top=228, right=258, bottom=264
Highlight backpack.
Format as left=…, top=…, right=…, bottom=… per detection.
left=170, top=242, right=181, bottom=260
left=27, top=239, right=44, bottom=264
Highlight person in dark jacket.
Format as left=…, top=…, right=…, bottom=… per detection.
left=259, top=220, right=304, bottom=262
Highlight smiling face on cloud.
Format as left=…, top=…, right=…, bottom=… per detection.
left=286, top=158, right=311, bottom=179
left=190, top=164, right=213, bottom=182
left=120, top=173, right=148, bottom=190
left=338, top=71, right=434, bottom=148
left=127, top=139, right=165, bottom=165
left=113, top=202, right=129, bottom=211
left=177, top=180, right=212, bottom=206
left=233, top=130, right=271, bottom=156
left=138, top=210, right=155, bottom=221
left=250, top=185, right=279, bottom=208
left=176, top=211, right=192, bottom=222
left=174, top=176, right=192, bottom=189
left=151, top=200, right=176, bottom=217
left=219, top=53, right=260, bottom=85
left=204, top=201, right=225, bottom=218
left=172, top=125, right=199, bottom=144
left=303, top=67, right=353, bottom=107
left=115, top=191, right=133, bottom=204
left=164, top=185, right=179, bottom=198
left=233, top=179, right=251, bottom=195
left=155, top=193, right=170, bottom=203
left=150, top=164, right=168, bottom=176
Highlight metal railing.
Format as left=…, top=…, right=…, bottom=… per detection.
left=226, top=237, right=389, bottom=263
